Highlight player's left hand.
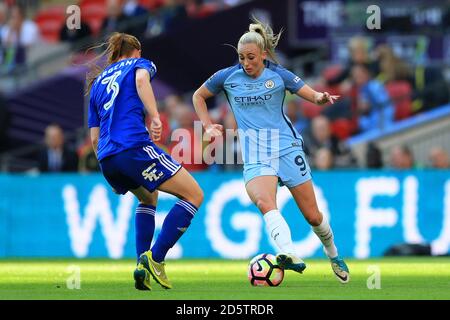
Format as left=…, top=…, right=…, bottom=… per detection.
left=315, top=92, right=340, bottom=105
left=150, top=117, right=162, bottom=141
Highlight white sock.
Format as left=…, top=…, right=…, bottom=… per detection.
left=312, top=214, right=338, bottom=258
left=263, top=209, right=296, bottom=255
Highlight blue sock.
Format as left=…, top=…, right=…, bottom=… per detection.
left=151, top=199, right=197, bottom=263
left=135, top=204, right=156, bottom=262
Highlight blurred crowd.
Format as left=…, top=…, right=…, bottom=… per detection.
left=50, top=82, right=450, bottom=174
left=0, top=1, right=449, bottom=173
left=0, top=0, right=248, bottom=73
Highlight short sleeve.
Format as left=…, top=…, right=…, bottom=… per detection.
left=274, top=65, right=305, bottom=94
left=88, top=93, right=100, bottom=128
left=204, top=67, right=234, bottom=94
left=135, top=58, right=157, bottom=81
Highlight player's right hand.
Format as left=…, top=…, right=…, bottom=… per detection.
left=204, top=123, right=223, bottom=137
left=150, top=117, right=162, bottom=141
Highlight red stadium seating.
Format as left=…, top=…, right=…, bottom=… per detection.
left=79, top=0, right=107, bottom=36
left=301, top=100, right=322, bottom=118
left=139, top=0, right=165, bottom=11
left=385, top=81, right=413, bottom=120
left=331, top=118, right=355, bottom=140
left=195, top=3, right=218, bottom=19
left=34, top=6, right=66, bottom=43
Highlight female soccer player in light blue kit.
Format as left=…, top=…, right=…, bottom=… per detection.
left=87, top=33, right=203, bottom=290
left=193, top=20, right=349, bottom=283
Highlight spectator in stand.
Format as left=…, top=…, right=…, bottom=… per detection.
left=164, top=94, right=184, bottom=129
left=351, top=63, right=395, bottom=132
left=285, top=98, right=309, bottom=134
left=375, top=44, right=413, bottom=84
left=123, top=0, right=148, bottom=17
left=59, top=19, right=93, bottom=50
left=78, top=136, right=100, bottom=172
left=327, top=36, right=379, bottom=87
left=101, top=0, right=129, bottom=36
left=389, top=145, right=414, bottom=170
left=37, top=124, right=79, bottom=172
left=0, top=4, right=40, bottom=73
left=0, top=2, right=7, bottom=36
left=145, top=0, right=187, bottom=38
left=314, top=147, right=334, bottom=170
left=366, top=142, right=383, bottom=168
left=160, top=0, right=188, bottom=32
left=122, top=0, right=148, bottom=37
left=410, top=64, right=450, bottom=113
left=168, top=105, right=207, bottom=171
left=428, top=147, right=450, bottom=169
left=303, top=115, right=356, bottom=168
left=219, top=111, right=242, bottom=172
left=0, top=90, right=9, bottom=152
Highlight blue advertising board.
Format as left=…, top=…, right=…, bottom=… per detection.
left=0, top=171, right=449, bottom=259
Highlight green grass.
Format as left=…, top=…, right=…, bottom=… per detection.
left=0, top=257, right=449, bottom=300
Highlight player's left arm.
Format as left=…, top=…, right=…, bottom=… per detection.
left=90, top=127, right=99, bottom=159
left=296, top=84, right=340, bottom=105
left=277, top=65, right=339, bottom=105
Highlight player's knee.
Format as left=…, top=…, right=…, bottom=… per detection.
left=255, top=197, right=275, bottom=213
left=305, top=212, right=322, bottom=227
left=139, top=190, right=158, bottom=206
left=181, top=186, right=203, bottom=208
left=191, top=187, right=204, bottom=208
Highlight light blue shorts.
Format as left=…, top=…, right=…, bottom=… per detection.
left=243, top=148, right=312, bottom=188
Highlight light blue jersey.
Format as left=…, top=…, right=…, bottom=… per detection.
left=205, top=60, right=305, bottom=164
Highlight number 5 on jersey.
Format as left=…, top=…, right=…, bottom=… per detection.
left=101, top=71, right=122, bottom=110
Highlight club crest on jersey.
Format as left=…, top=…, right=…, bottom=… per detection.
left=142, top=163, right=163, bottom=181
left=265, top=80, right=275, bottom=89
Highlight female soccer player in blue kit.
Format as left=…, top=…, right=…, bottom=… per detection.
left=193, top=20, right=350, bottom=283
left=87, top=33, right=203, bottom=290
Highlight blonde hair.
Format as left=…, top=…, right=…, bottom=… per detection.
left=238, top=17, right=282, bottom=63
left=85, top=32, right=141, bottom=95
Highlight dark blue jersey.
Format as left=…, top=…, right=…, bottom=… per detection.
left=88, top=58, right=157, bottom=161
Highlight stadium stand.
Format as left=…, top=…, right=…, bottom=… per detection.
left=0, top=0, right=448, bottom=172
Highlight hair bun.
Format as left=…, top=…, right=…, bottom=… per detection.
left=249, top=23, right=264, bottom=34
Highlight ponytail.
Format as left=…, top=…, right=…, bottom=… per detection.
left=238, top=17, right=282, bottom=63
left=85, top=32, right=141, bottom=95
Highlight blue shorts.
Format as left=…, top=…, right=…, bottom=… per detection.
left=99, top=143, right=181, bottom=195
left=243, top=148, right=312, bottom=188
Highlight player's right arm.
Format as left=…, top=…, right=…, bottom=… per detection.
left=88, top=93, right=100, bottom=159
left=192, top=67, right=235, bottom=137
left=192, top=85, right=223, bottom=137
left=135, top=68, right=161, bottom=141
left=90, top=127, right=99, bottom=158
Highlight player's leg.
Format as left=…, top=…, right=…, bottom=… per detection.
left=245, top=175, right=306, bottom=273
left=289, top=180, right=349, bottom=283
left=130, top=187, right=158, bottom=291
left=130, top=187, right=158, bottom=259
left=140, top=167, right=203, bottom=289
left=151, top=167, right=203, bottom=260
left=99, top=156, right=157, bottom=290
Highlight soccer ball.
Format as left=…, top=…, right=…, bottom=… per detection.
left=248, top=253, right=284, bottom=287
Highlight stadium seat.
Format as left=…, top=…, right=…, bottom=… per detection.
left=139, top=0, right=165, bottom=11
left=331, top=118, right=355, bottom=140
left=79, top=0, right=107, bottom=36
left=190, top=3, right=219, bottom=18
left=34, top=6, right=66, bottom=43
left=301, top=100, right=322, bottom=119
left=322, top=64, right=343, bottom=84
left=385, top=81, right=413, bottom=120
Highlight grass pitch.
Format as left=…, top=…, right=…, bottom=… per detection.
left=0, top=257, right=448, bottom=300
